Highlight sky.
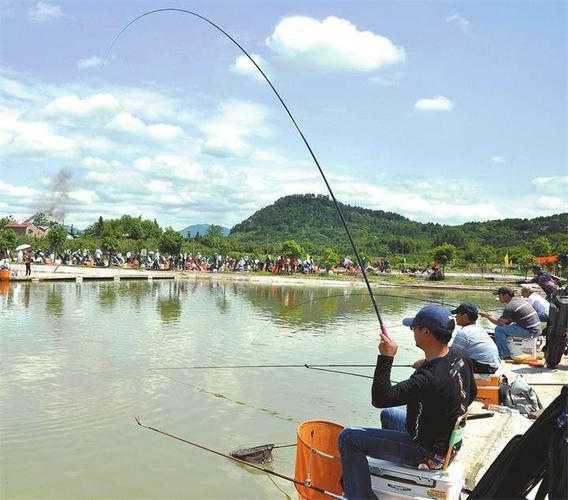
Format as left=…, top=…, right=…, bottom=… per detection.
left=0, top=0, right=566, bottom=230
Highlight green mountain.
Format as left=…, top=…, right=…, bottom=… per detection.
left=230, top=194, right=568, bottom=256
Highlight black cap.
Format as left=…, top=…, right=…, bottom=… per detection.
left=451, top=303, right=478, bottom=321
left=494, top=286, right=515, bottom=296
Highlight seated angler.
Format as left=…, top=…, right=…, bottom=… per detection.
left=449, top=303, right=500, bottom=374
left=479, top=287, right=541, bottom=360
left=518, top=265, right=564, bottom=300
left=520, top=284, right=550, bottom=322
left=338, top=305, right=476, bottom=500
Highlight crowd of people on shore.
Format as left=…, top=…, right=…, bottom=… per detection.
left=1, top=247, right=397, bottom=277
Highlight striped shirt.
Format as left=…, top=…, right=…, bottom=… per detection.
left=501, top=297, right=541, bottom=335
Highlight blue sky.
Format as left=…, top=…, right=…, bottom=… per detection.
left=0, top=0, right=566, bottom=229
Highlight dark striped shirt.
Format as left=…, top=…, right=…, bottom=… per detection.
left=501, top=297, right=541, bottom=335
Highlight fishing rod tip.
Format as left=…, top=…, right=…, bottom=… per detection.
left=135, top=416, right=142, bottom=426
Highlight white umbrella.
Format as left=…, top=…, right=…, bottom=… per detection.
left=15, top=244, right=31, bottom=251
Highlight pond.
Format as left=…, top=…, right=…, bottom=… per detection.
left=0, top=280, right=500, bottom=499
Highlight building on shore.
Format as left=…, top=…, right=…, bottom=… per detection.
left=6, top=220, right=47, bottom=238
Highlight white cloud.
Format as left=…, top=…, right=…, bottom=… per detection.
left=490, top=156, right=505, bottom=163
left=44, top=94, right=120, bottom=117
left=536, top=196, right=568, bottom=211
left=85, top=171, right=115, bottom=184
left=132, top=155, right=205, bottom=182
left=446, top=14, right=470, bottom=33
left=29, top=2, right=64, bottom=23
left=80, top=156, right=121, bottom=170
left=107, top=111, right=146, bottom=133
left=147, top=180, right=173, bottom=193
left=532, top=175, right=568, bottom=188
left=78, top=56, right=104, bottom=70
left=111, top=89, right=178, bottom=121
left=531, top=176, right=568, bottom=200
left=0, top=76, right=42, bottom=101
left=415, top=95, right=454, bottom=112
left=0, top=180, right=38, bottom=198
left=266, top=16, right=405, bottom=72
left=230, top=54, right=268, bottom=80
left=0, top=108, right=77, bottom=158
left=147, top=123, right=183, bottom=141
left=107, top=112, right=183, bottom=142
left=69, top=189, right=99, bottom=204
left=200, top=100, right=270, bottom=158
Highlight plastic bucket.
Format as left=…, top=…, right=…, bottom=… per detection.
left=0, top=269, right=10, bottom=281
left=294, top=420, right=344, bottom=499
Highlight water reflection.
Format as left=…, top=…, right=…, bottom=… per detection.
left=98, top=284, right=117, bottom=308
left=235, top=285, right=457, bottom=331
left=126, top=281, right=152, bottom=310
left=45, top=285, right=63, bottom=316
left=208, top=282, right=231, bottom=315
left=156, top=281, right=185, bottom=323
left=236, top=286, right=373, bottom=329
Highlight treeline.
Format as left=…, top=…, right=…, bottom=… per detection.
left=1, top=193, right=567, bottom=274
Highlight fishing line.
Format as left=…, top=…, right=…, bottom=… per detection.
left=147, top=362, right=413, bottom=371
left=152, top=370, right=300, bottom=423
left=108, top=7, right=387, bottom=337
left=135, top=417, right=344, bottom=499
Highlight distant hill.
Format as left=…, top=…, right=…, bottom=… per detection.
left=180, top=224, right=230, bottom=238
left=230, top=194, right=568, bottom=254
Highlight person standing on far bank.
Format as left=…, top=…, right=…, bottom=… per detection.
left=24, top=251, right=32, bottom=277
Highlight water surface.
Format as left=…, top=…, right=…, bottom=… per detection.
left=0, top=280, right=498, bottom=499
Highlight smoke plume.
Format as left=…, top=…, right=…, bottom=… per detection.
left=34, top=168, right=72, bottom=223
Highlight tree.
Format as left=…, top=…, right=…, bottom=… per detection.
left=92, top=216, right=105, bottom=238
left=281, top=240, right=303, bottom=259
left=101, top=235, right=120, bottom=253
left=530, top=236, right=552, bottom=257
left=202, top=225, right=226, bottom=251
left=321, top=247, right=339, bottom=270
left=0, top=227, right=17, bottom=256
left=47, top=224, right=67, bottom=255
left=510, top=246, right=535, bottom=278
left=432, top=243, right=457, bottom=275
left=159, top=228, right=184, bottom=256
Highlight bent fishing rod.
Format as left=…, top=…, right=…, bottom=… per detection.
left=108, top=7, right=388, bottom=337
left=135, top=417, right=345, bottom=499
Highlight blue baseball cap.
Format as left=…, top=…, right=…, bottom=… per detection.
left=451, top=303, right=479, bottom=321
left=402, top=304, right=455, bottom=337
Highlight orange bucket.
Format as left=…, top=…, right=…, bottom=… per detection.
left=0, top=269, right=10, bottom=281
left=294, top=420, right=344, bottom=499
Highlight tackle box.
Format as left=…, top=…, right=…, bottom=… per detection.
left=368, top=457, right=464, bottom=499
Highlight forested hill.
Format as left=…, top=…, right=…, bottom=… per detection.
left=230, top=194, right=568, bottom=255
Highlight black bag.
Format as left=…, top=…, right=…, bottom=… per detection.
left=468, top=385, right=568, bottom=499
left=545, top=288, right=568, bottom=369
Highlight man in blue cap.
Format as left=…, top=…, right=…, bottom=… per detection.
left=450, top=303, right=500, bottom=374
left=338, top=304, right=476, bottom=499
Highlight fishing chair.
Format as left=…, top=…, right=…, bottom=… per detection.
left=442, top=413, right=467, bottom=471
left=367, top=417, right=467, bottom=500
